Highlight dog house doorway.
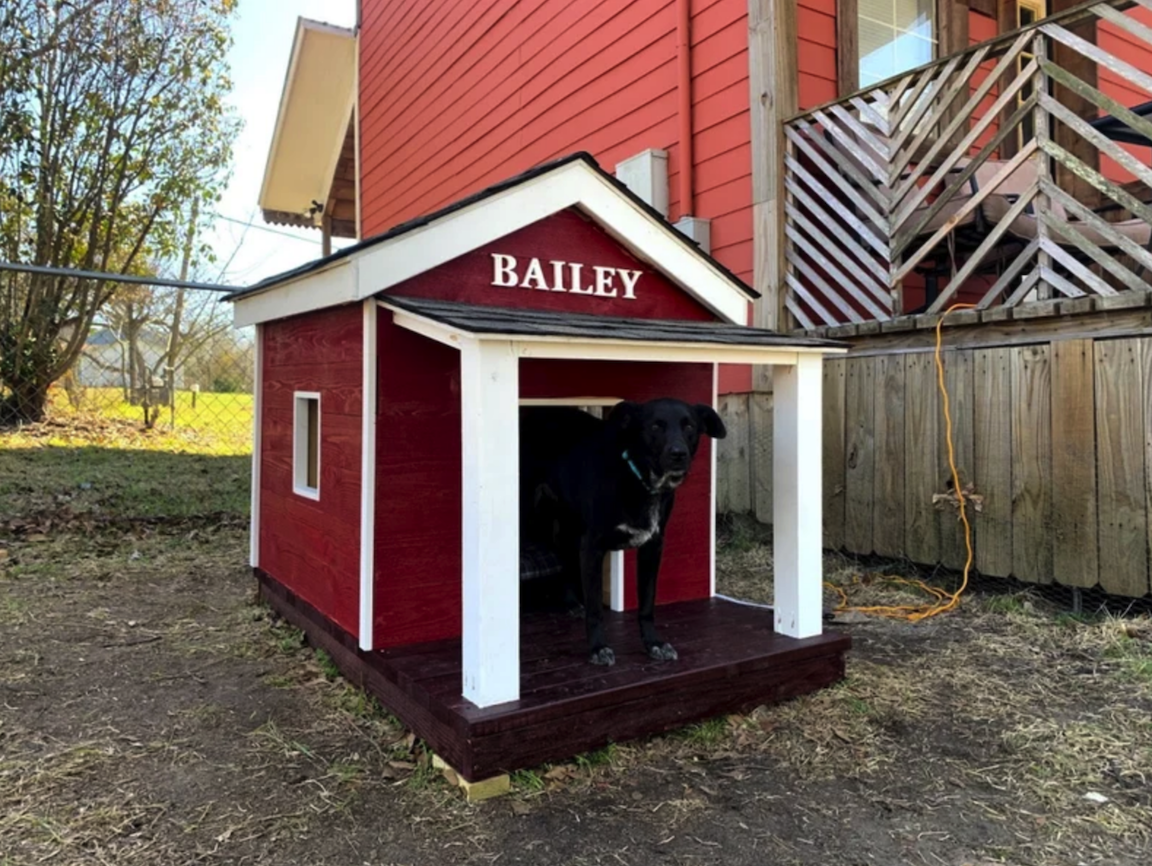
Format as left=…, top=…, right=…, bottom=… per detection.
left=517, top=397, right=628, bottom=615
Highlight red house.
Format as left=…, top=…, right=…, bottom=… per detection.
left=234, top=153, right=848, bottom=783
left=257, top=0, right=1152, bottom=603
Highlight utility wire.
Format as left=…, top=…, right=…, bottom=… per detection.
left=0, top=261, right=242, bottom=293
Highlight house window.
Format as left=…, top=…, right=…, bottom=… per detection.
left=859, top=0, right=937, bottom=88
left=294, top=392, right=321, bottom=499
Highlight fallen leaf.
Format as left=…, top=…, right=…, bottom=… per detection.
left=510, top=799, right=532, bottom=816
left=388, top=760, right=416, bottom=772
left=441, top=767, right=459, bottom=786
left=544, top=766, right=570, bottom=780
left=0, top=549, right=9, bottom=562
left=25, top=534, right=48, bottom=543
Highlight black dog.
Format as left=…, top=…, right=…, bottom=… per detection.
left=521, top=399, right=726, bottom=666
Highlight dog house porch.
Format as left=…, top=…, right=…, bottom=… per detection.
left=258, top=570, right=850, bottom=782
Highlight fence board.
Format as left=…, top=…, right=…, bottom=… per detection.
left=873, top=355, right=906, bottom=558
left=1051, top=340, right=1099, bottom=589
left=974, top=348, right=1013, bottom=577
left=822, top=358, right=847, bottom=549
left=844, top=357, right=876, bottom=553
left=904, top=353, right=940, bottom=564
left=1011, top=345, right=1053, bottom=584
left=717, top=394, right=751, bottom=514
left=939, top=349, right=975, bottom=572
left=1094, top=339, right=1150, bottom=597
left=750, top=393, right=774, bottom=526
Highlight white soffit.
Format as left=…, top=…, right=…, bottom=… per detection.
left=234, top=159, right=753, bottom=327
left=258, top=18, right=357, bottom=222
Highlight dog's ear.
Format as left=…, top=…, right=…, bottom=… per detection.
left=692, top=404, right=727, bottom=439
left=606, top=400, right=642, bottom=436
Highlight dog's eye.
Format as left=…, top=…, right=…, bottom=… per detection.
left=684, top=422, right=694, bottom=433
left=650, top=421, right=665, bottom=433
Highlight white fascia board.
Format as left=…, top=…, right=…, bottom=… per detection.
left=355, top=168, right=588, bottom=299
left=232, top=259, right=358, bottom=328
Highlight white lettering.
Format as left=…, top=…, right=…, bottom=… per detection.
left=549, top=260, right=567, bottom=292
left=491, top=254, right=518, bottom=287
left=488, top=254, right=640, bottom=301
left=568, top=262, right=592, bottom=294
left=592, top=266, right=617, bottom=297
left=520, top=258, right=549, bottom=291
left=619, top=269, right=641, bottom=300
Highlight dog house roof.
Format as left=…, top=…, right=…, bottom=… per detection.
left=381, top=296, right=845, bottom=351
left=227, top=153, right=763, bottom=328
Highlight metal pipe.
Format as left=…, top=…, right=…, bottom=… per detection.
left=677, top=0, right=694, bottom=217
left=0, top=261, right=240, bottom=293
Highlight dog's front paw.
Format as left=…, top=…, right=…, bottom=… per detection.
left=647, top=642, right=678, bottom=661
left=566, top=603, right=586, bottom=619
left=589, top=646, right=616, bottom=666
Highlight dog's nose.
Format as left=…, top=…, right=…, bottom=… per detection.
left=668, top=446, right=688, bottom=465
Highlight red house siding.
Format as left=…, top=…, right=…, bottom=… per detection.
left=259, top=304, right=363, bottom=636
left=359, top=0, right=755, bottom=390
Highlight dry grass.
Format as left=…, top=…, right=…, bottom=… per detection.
left=3, top=427, right=1152, bottom=865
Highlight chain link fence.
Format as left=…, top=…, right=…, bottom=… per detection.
left=2, top=285, right=253, bottom=455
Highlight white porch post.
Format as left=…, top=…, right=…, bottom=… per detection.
left=772, top=354, right=823, bottom=639
left=460, top=339, right=520, bottom=707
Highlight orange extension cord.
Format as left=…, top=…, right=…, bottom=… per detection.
left=825, top=303, right=976, bottom=622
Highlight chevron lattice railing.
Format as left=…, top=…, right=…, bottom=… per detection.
left=782, top=0, right=1152, bottom=329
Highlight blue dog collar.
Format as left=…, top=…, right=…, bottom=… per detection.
left=622, top=450, right=656, bottom=494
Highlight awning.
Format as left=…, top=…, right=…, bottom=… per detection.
left=258, top=18, right=357, bottom=237
left=379, top=296, right=847, bottom=365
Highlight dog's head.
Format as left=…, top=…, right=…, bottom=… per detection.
left=607, top=398, right=727, bottom=490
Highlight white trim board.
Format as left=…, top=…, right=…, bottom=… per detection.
left=250, top=324, right=264, bottom=568
left=358, top=300, right=378, bottom=650
left=233, top=158, right=754, bottom=328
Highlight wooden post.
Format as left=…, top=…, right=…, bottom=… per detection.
left=772, top=355, right=824, bottom=639
left=250, top=326, right=263, bottom=569
left=749, top=0, right=799, bottom=390
left=359, top=299, right=378, bottom=650
left=460, top=339, right=520, bottom=707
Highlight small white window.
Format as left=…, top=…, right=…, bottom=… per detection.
left=294, top=392, right=321, bottom=500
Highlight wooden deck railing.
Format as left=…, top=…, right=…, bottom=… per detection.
left=782, top=0, right=1152, bottom=328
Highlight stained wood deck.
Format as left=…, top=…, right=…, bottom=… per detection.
left=257, top=570, right=851, bottom=782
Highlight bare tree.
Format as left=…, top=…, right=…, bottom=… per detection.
left=0, top=0, right=239, bottom=423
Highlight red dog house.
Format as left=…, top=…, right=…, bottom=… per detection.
left=229, top=153, right=849, bottom=782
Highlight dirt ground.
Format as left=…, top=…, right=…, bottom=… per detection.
left=2, top=423, right=1151, bottom=866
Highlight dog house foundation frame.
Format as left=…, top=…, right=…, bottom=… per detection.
left=230, top=154, right=849, bottom=777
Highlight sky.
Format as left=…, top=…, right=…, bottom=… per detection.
left=204, top=0, right=357, bottom=290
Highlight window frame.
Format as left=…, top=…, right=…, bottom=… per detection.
left=837, top=0, right=972, bottom=97
left=293, top=391, right=322, bottom=500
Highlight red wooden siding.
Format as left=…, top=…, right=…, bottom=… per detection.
left=799, top=0, right=838, bottom=108
left=386, top=209, right=720, bottom=322
left=373, top=311, right=462, bottom=648
left=260, top=304, right=363, bottom=635
left=1098, top=7, right=1152, bottom=183
left=359, top=0, right=756, bottom=391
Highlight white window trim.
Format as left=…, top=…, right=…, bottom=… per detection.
left=293, top=391, right=322, bottom=501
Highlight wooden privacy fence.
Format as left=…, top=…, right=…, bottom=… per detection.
left=815, top=333, right=1152, bottom=598
left=782, top=0, right=1152, bottom=326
